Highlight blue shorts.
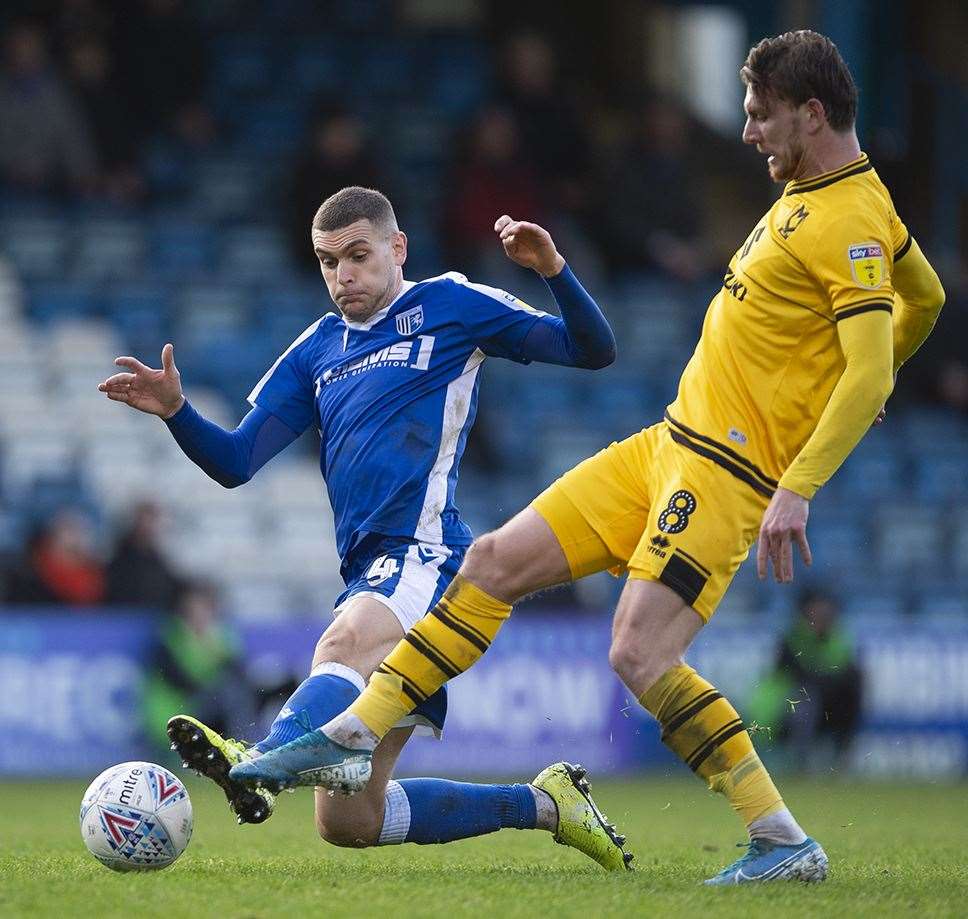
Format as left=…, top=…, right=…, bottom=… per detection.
left=334, top=537, right=466, bottom=737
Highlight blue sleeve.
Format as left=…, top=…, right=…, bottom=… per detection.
left=453, top=276, right=548, bottom=363
left=165, top=401, right=301, bottom=488
left=517, top=265, right=616, bottom=369
left=245, top=320, right=321, bottom=433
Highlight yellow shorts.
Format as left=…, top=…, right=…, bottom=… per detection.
left=531, top=421, right=771, bottom=622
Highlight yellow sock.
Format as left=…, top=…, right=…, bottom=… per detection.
left=640, top=664, right=784, bottom=825
left=346, top=575, right=512, bottom=739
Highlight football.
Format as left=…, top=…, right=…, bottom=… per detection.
left=79, top=762, right=193, bottom=872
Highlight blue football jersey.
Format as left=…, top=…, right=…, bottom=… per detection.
left=247, top=272, right=548, bottom=561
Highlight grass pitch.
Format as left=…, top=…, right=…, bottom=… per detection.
left=1, top=775, right=965, bottom=918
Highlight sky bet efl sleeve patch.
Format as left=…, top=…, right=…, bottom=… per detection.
left=848, top=243, right=885, bottom=289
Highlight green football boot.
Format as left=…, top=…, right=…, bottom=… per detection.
left=167, top=715, right=274, bottom=824
left=532, top=762, right=634, bottom=871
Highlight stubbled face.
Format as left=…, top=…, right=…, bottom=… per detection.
left=742, top=85, right=808, bottom=183
left=312, top=219, right=407, bottom=322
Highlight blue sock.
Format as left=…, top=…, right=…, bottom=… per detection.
left=378, top=778, right=537, bottom=845
left=254, top=662, right=363, bottom=753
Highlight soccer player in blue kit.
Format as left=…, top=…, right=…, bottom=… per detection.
left=98, top=187, right=632, bottom=869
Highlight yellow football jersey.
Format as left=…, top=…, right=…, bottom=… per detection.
left=665, top=153, right=909, bottom=496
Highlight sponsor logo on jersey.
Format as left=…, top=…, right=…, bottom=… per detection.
left=321, top=335, right=436, bottom=384
left=848, top=243, right=885, bottom=288
left=396, top=305, right=424, bottom=335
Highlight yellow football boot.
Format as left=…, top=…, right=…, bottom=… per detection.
left=532, top=762, right=634, bottom=871
left=167, top=715, right=274, bottom=824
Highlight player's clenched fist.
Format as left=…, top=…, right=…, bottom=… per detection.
left=494, top=214, right=566, bottom=278
left=98, top=342, right=185, bottom=419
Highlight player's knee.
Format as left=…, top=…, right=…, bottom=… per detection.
left=315, top=812, right=380, bottom=848
left=463, top=532, right=517, bottom=596
left=463, top=532, right=501, bottom=580
left=608, top=633, right=681, bottom=692
left=313, top=618, right=365, bottom=667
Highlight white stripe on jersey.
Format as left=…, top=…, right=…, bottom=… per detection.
left=247, top=317, right=324, bottom=406
left=451, top=274, right=550, bottom=316
left=414, top=348, right=485, bottom=543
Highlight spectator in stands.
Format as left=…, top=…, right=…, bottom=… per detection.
left=65, top=33, right=145, bottom=203
left=285, top=103, right=388, bottom=274
left=5, top=508, right=105, bottom=606
left=444, top=104, right=546, bottom=277
left=0, top=20, right=99, bottom=197
left=592, top=94, right=712, bottom=282
left=748, top=587, right=863, bottom=771
left=498, top=32, right=592, bottom=224
left=142, top=580, right=257, bottom=751
left=117, top=0, right=213, bottom=149
left=105, top=500, right=181, bottom=609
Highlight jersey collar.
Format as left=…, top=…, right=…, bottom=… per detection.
left=783, top=153, right=871, bottom=196
left=341, top=279, right=416, bottom=332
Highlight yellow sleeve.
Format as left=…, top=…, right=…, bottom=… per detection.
left=808, top=211, right=895, bottom=320
left=779, top=311, right=894, bottom=499
left=890, top=236, right=945, bottom=369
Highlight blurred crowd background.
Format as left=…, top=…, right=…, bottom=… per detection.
left=0, top=0, right=965, bottom=777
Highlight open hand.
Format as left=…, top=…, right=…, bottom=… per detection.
left=98, top=343, right=185, bottom=419
left=756, top=486, right=812, bottom=583
left=494, top=215, right=565, bottom=277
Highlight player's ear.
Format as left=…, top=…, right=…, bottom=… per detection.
left=391, top=230, right=407, bottom=267
left=804, top=98, right=826, bottom=134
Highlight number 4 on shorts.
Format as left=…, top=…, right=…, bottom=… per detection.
left=366, top=555, right=400, bottom=585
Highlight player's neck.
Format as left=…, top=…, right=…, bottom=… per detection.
left=796, top=130, right=862, bottom=182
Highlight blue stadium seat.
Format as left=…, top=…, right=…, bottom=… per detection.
left=177, top=282, right=252, bottom=342
left=27, top=282, right=100, bottom=323
left=193, top=156, right=266, bottom=220
left=104, top=282, right=173, bottom=352
left=72, top=219, right=146, bottom=281
left=210, top=36, right=274, bottom=97
left=840, top=451, right=904, bottom=499
left=0, top=217, right=68, bottom=280
left=150, top=220, right=217, bottom=276
left=898, top=409, right=967, bottom=450
left=915, top=454, right=968, bottom=501
left=805, top=520, right=869, bottom=576
left=231, top=102, right=307, bottom=157
left=875, top=505, right=944, bottom=575
left=427, top=46, right=490, bottom=116
left=219, top=225, right=293, bottom=280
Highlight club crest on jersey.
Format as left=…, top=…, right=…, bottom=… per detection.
left=848, top=243, right=885, bottom=288
left=396, top=305, right=424, bottom=336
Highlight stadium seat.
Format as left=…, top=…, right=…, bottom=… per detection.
left=841, top=450, right=904, bottom=499
left=915, top=454, right=968, bottom=501
left=219, top=225, right=293, bottom=280
left=0, top=217, right=67, bottom=279
left=72, top=219, right=146, bottom=281
left=150, top=220, right=217, bottom=276
left=875, top=505, right=944, bottom=574
left=194, top=156, right=267, bottom=220
left=26, top=282, right=101, bottom=323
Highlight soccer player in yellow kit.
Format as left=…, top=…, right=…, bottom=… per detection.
left=238, top=31, right=945, bottom=884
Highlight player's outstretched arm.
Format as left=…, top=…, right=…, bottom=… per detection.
left=98, top=344, right=300, bottom=487
left=493, top=215, right=616, bottom=369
